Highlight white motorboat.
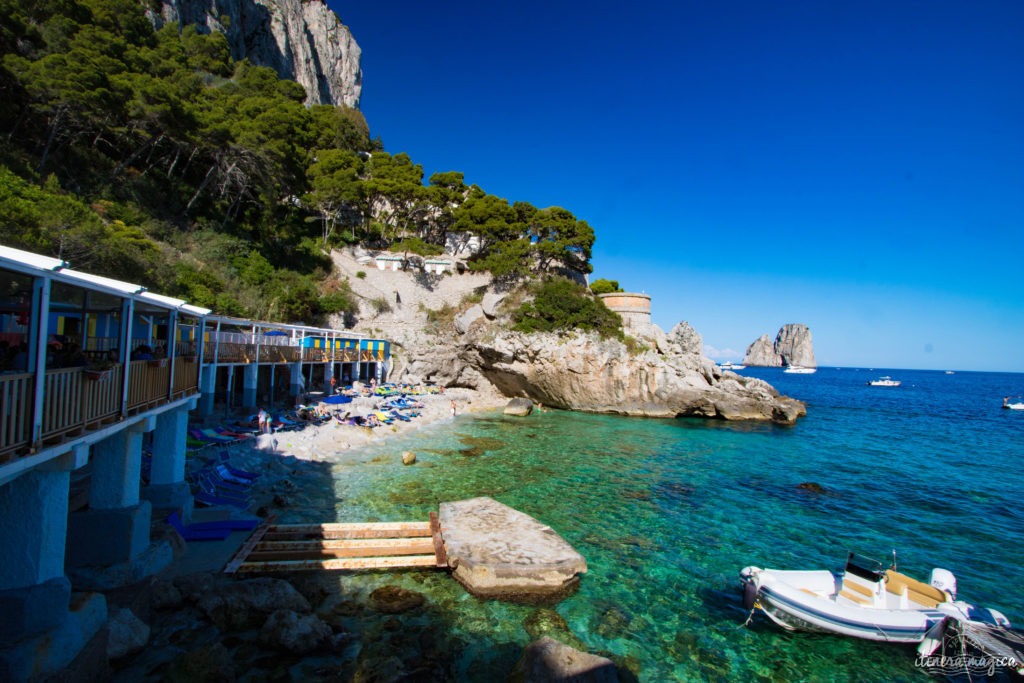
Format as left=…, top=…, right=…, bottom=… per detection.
left=719, top=362, right=745, bottom=370
left=868, top=376, right=901, bottom=386
left=945, top=371, right=955, bottom=374
left=739, top=553, right=1023, bottom=664
left=783, top=365, right=816, bottom=374
left=1003, top=400, right=1024, bottom=411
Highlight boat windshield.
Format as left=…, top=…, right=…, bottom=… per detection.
left=845, top=552, right=886, bottom=583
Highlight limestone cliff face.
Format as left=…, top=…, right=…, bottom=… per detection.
left=743, top=324, right=816, bottom=367
left=394, top=321, right=806, bottom=425
left=149, top=0, right=362, bottom=108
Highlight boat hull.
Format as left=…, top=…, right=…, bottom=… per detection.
left=741, top=567, right=946, bottom=644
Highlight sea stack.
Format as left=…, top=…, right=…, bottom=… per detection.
left=744, top=324, right=816, bottom=368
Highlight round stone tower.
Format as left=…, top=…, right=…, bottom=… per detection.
left=597, top=292, right=651, bottom=331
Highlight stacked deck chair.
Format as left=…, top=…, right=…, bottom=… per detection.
left=164, top=511, right=258, bottom=541
left=190, top=461, right=256, bottom=509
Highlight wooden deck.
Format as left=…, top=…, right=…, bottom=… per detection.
left=224, top=515, right=449, bottom=574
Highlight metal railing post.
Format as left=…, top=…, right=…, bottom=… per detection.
left=29, top=275, right=51, bottom=449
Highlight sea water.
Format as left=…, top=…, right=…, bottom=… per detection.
left=308, top=368, right=1024, bottom=681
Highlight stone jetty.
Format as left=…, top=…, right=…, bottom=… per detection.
left=438, top=497, right=587, bottom=603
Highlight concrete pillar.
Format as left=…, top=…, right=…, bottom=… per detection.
left=288, top=362, right=304, bottom=402
left=197, top=364, right=216, bottom=416
left=324, top=357, right=334, bottom=391
left=140, top=406, right=193, bottom=523
left=242, top=363, right=258, bottom=409
left=0, top=471, right=72, bottom=641
left=67, top=422, right=154, bottom=569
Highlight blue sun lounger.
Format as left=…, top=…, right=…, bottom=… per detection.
left=165, top=511, right=230, bottom=541
left=167, top=511, right=258, bottom=533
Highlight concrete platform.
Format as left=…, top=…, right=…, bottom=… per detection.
left=438, top=497, right=587, bottom=603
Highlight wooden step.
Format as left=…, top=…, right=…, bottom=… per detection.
left=255, top=538, right=435, bottom=552
left=234, top=554, right=440, bottom=573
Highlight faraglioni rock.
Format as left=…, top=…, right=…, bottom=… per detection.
left=149, top=0, right=362, bottom=108
left=743, top=324, right=816, bottom=368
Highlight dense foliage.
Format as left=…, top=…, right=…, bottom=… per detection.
left=512, top=279, right=622, bottom=338
left=0, top=0, right=597, bottom=323
left=589, top=278, right=622, bottom=294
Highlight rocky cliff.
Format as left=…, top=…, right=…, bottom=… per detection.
left=148, top=0, right=362, bottom=108
left=743, top=324, right=816, bottom=367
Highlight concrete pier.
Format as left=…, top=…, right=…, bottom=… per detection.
left=438, top=497, right=587, bottom=603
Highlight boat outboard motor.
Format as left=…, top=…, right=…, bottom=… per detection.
left=930, top=568, right=957, bottom=599
left=742, top=580, right=759, bottom=611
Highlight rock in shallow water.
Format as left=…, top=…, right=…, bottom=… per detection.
left=196, top=578, right=311, bottom=630
left=439, top=497, right=586, bottom=603
left=402, top=450, right=416, bottom=465
left=509, top=636, right=618, bottom=682
left=106, top=607, right=150, bottom=660
left=504, top=398, right=534, bottom=416
left=369, top=585, right=426, bottom=613
left=258, top=609, right=332, bottom=654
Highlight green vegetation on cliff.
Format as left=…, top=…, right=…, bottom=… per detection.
left=513, top=279, right=621, bottom=338
left=0, top=0, right=598, bottom=323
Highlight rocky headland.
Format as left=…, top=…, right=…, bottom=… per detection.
left=743, top=323, right=816, bottom=368
left=148, top=0, right=362, bottom=107
left=330, top=250, right=806, bottom=425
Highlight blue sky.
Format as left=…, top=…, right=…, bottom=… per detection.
left=329, top=0, right=1024, bottom=372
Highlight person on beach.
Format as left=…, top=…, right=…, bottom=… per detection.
left=330, top=376, right=337, bottom=394
left=450, top=400, right=457, bottom=416
left=258, top=409, right=270, bottom=434
left=537, top=402, right=547, bottom=413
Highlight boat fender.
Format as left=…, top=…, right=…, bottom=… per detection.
left=743, top=580, right=759, bottom=611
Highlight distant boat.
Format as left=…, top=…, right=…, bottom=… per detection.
left=868, top=377, right=901, bottom=387
left=945, top=371, right=955, bottom=375
left=720, top=362, right=745, bottom=370
left=1003, top=397, right=1024, bottom=410
left=783, top=366, right=816, bottom=374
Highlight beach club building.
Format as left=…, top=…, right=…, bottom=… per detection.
left=0, top=245, right=389, bottom=678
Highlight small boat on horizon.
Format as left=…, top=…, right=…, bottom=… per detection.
left=945, top=370, right=955, bottom=374
left=868, top=376, right=901, bottom=386
left=1003, top=397, right=1024, bottom=410
left=719, top=361, right=745, bottom=370
left=783, top=365, right=816, bottom=374
left=740, top=553, right=1024, bottom=668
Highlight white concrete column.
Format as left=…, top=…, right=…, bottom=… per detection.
left=90, top=428, right=143, bottom=510
left=149, top=407, right=187, bottom=486
left=242, top=363, right=258, bottom=408
left=288, top=362, right=303, bottom=400
left=197, top=364, right=216, bottom=416
left=0, top=471, right=69, bottom=591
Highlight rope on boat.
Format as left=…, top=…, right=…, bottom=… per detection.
left=737, top=601, right=759, bottom=629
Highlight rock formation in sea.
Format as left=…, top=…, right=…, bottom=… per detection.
left=329, top=250, right=806, bottom=425
left=147, top=0, right=362, bottom=108
left=743, top=324, right=816, bottom=368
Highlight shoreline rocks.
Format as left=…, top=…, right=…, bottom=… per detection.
left=466, top=331, right=805, bottom=425
left=504, top=397, right=534, bottom=416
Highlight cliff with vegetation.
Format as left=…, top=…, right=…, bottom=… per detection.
left=147, top=0, right=362, bottom=108
left=0, top=0, right=594, bottom=325
left=743, top=324, right=816, bottom=367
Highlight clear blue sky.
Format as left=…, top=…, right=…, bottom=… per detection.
left=328, top=0, right=1024, bottom=372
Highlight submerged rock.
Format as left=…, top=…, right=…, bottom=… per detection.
left=369, top=585, right=426, bottom=614
left=509, top=636, right=618, bottom=682
left=196, top=578, right=311, bottom=630
left=402, top=450, right=416, bottom=465
left=439, top=497, right=587, bottom=603
left=797, top=482, right=826, bottom=494
left=258, top=609, right=332, bottom=654
left=504, top=397, right=534, bottom=416
left=106, top=607, right=150, bottom=660
left=523, top=608, right=588, bottom=651
left=164, top=642, right=236, bottom=683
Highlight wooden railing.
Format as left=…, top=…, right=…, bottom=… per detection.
left=0, top=373, right=32, bottom=462
left=41, top=367, right=83, bottom=439
left=196, top=343, right=385, bottom=365
left=127, top=360, right=170, bottom=410
left=81, top=365, right=123, bottom=424
left=172, top=357, right=199, bottom=396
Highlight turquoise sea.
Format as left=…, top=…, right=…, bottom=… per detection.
left=299, top=368, right=1024, bottom=681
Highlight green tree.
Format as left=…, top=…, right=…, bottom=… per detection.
left=513, top=279, right=622, bottom=337
left=589, top=278, right=622, bottom=294
left=303, top=148, right=363, bottom=250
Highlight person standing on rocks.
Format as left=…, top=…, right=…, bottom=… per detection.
left=450, top=400, right=457, bottom=416
left=258, top=408, right=270, bottom=434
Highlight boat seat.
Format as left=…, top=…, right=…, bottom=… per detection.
left=884, top=570, right=949, bottom=609
left=838, top=588, right=872, bottom=605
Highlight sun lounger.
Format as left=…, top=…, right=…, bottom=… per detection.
left=164, top=511, right=231, bottom=541
left=214, top=464, right=254, bottom=486
left=202, top=470, right=251, bottom=494
left=216, top=451, right=259, bottom=480
left=194, top=489, right=250, bottom=510
left=167, top=511, right=257, bottom=533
